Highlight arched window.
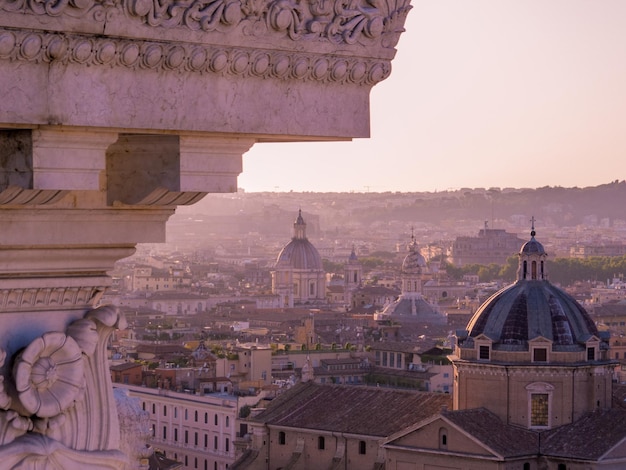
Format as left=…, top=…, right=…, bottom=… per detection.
left=318, top=436, right=325, bottom=449
left=359, top=440, right=366, bottom=455
left=439, top=427, right=448, bottom=449
left=531, top=260, right=537, bottom=279
left=278, top=431, right=286, bottom=445
left=523, top=260, right=528, bottom=279
left=523, top=464, right=530, bottom=470
left=557, top=465, right=566, bottom=470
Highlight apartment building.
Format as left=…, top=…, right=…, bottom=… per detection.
left=117, top=384, right=238, bottom=470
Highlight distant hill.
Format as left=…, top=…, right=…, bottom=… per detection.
left=179, top=181, right=626, bottom=230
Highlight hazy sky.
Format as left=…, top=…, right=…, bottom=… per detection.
left=239, top=1, right=626, bottom=193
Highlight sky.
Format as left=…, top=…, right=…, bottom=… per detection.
left=239, top=1, right=626, bottom=193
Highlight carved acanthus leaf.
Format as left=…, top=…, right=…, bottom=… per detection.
left=0, top=0, right=411, bottom=49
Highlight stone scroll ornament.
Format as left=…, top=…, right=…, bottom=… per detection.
left=0, top=306, right=127, bottom=469
left=0, top=0, right=411, bottom=49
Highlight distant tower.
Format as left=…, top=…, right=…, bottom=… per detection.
left=345, top=245, right=363, bottom=289
left=401, top=229, right=426, bottom=296
left=344, top=245, right=363, bottom=310
left=271, top=210, right=326, bottom=307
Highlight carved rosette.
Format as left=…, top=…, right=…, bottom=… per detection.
left=0, top=306, right=127, bottom=469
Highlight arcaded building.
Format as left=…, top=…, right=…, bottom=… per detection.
left=272, top=211, right=326, bottom=308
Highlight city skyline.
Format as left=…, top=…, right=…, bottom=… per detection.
left=240, top=1, right=626, bottom=193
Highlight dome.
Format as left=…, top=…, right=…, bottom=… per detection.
left=520, top=229, right=545, bottom=255
left=274, top=209, right=323, bottom=271
left=466, top=280, right=598, bottom=350
left=402, top=239, right=426, bottom=274
left=464, top=225, right=598, bottom=351
left=275, top=239, right=323, bottom=270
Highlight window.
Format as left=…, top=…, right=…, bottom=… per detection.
left=557, top=465, right=566, bottom=470
left=523, top=464, right=530, bottom=470
left=174, top=407, right=178, bottom=418
left=195, top=410, right=198, bottom=422
left=533, top=348, right=547, bottom=362
left=479, top=345, right=490, bottom=360
left=205, top=412, right=208, bottom=424
left=195, top=432, right=198, bottom=446
left=142, top=402, right=146, bottom=411
left=163, top=405, right=167, bottom=417
left=163, top=426, right=167, bottom=440
left=359, top=440, right=366, bottom=455
left=226, top=416, right=229, bottom=427
left=389, top=353, right=395, bottom=368
left=214, top=414, right=218, bottom=426
left=225, top=438, right=229, bottom=452
left=438, top=428, right=448, bottom=449
left=174, top=428, right=178, bottom=442
left=214, top=435, right=218, bottom=449
left=382, top=352, right=388, bottom=367
left=531, top=394, right=549, bottom=427
left=185, top=430, right=188, bottom=444
left=278, top=431, right=286, bottom=445
left=204, top=434, right=208, bottom=448
left=152, top=403, right=155, bottom=414
left=587, top=347, right=595, bottom=361
left=318, top=436, right=325, bottom=450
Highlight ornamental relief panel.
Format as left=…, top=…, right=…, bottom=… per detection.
left=0, top=0, right=411, bottom=50
left=0, top=27, right=390, bottom=84
left=0, top=305, right=127, bottom=469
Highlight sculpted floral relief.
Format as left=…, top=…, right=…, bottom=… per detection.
left=13, top=332, right=85, bottom=419
left=0, top=0, right=410, bottom=49
left=0, top=306, right=127, bottom=468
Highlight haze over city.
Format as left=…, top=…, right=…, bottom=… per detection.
left=241, top=0, right=626, bottom=193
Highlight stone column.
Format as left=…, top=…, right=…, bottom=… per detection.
left=0, top=128, right=253, bottom=469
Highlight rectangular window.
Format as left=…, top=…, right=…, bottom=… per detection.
left=533, top=348, right=547, bottom=362
left=587, top=347, right=595, bottom=361
left=375, top=351, right=380, bottom=366
left=479, top=345, right=490, bottom=360
left=382, top=352, right=388, bottom=367
left=389, top=353, right=395, bottom=368
left=531, top=394, right=549, bottom=427
left=359, top=440, right=366, bottom=455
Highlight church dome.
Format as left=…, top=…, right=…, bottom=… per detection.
left=466, top=281, right=597, bottom=350
left=465, top=225, right=598, bottom=351
left=520, top=229, right=545, bottom=255
left=275, top=210, right=323, bottom=271
left=402, top=237, right=426, bottom=274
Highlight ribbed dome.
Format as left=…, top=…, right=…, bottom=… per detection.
left=520, top=229, right=545, bottom=255
left=275, top=209, right=323, bottom=270
left=275, top=239, right=323, bottom=270
left=466, top=280, right=598, bottom=351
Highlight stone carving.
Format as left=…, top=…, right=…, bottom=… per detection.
left=0, top=27, right=391, bottom=84
left=0, top=287, right=104, bottom=312
left=0, top=305, right=127, bottom=469
left=14, top=332, right=85, bottom=418
left=0, top=0, right=411, bottom=49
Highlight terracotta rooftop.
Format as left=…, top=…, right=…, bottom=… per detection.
left=540, top=409, right=626, bottom=460
left=252, top=382, right=451, bottom=437
left=442, top=408, right=539, bottom=458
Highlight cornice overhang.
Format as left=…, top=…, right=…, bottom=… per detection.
left=0, top=0, right=412, bottom=138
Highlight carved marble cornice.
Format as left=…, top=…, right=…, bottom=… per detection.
left=0, top=27, right=391, bottom=85
left=0, top=287, right=105, bottom=312
left=0, top=0, right=410, bottom=54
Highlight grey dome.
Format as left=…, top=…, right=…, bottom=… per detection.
left=520, top=230, right=545, bottom=255
left=275, top=209, right=323, bottom=270
left=466, top=280, right=597, bottom=351
left=275, top=239, right=323, bottom=270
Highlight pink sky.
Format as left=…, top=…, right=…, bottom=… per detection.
left=240, top=1, right=626, bottom=192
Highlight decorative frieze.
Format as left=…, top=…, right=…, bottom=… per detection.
left=0, top=0, right=410, bottom=51
left=0, top=28, right=390, bottom=85
left=0, top=287, right=104, bottom=312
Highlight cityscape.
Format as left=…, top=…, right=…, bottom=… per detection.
left=1, top=1, right=626, bottom=470
left=105, top=183, right=626, bottom=469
